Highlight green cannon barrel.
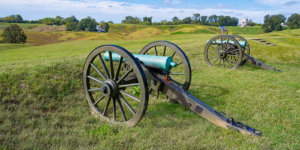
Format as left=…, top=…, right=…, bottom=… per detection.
left=207, top=40, right=246, bottom=47
left=104, top=51, right=177, bottom=71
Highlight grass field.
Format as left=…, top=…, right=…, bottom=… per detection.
left=0, top=24, right=299, bottom=149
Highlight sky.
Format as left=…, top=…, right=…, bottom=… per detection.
left=0, top=0, right=299, bottom=23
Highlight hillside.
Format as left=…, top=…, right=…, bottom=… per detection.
left=0, top=23, right=263, bottom=46
left=0, top=25, right=299, bottom=149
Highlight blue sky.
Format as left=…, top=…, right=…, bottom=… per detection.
left=0, top=0, right=299, bottom=23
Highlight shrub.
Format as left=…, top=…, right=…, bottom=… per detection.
left=1, top=24, right=27, bottom=43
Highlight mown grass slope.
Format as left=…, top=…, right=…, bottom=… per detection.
left=0, top=25, right=299, bottom=149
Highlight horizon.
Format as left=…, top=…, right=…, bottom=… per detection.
left=0, top=0, right=299, bottom=23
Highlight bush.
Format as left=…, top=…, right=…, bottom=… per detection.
left=1, top=24, right=27, bottom=43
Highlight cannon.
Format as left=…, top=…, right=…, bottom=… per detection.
left=83, top=41, right=262, bottom=136
left=204, top=26, right=280, bottom=71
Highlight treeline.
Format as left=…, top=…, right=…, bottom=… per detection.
left=0, top=15, right=110, bottom=32
left=122, top=14, right=240, bottom=26
left=262, top=13, right=300, bottom=32
left=0, top=14, right=24, bottom=23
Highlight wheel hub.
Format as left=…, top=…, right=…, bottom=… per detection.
left=218, top=50, right=227, bottom=59
left=100, top=79, right=119, bottom=98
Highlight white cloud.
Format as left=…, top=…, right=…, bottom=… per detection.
left=255, top=0, right=299, bottom=6
left=0, top=0, right=295, bottom=23
left=163, top=0, right=181, bottom=4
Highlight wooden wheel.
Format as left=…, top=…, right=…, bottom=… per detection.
left=139, top=41, right=191, bottom=91
left=231, top=34, right=250, bottom=66
left=83, top=45, right=149, bottom=126
left=204, top=35, right=243, bottom=69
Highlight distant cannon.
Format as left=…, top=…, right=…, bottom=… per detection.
left=204, top=26, right=280, bottom=71
left=83, top=41, right=262, bottom=136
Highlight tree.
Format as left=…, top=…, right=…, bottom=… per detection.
left=192, top=13, right=200, bottom=24
left=42, top=17, right=55, bottom=25
left=122, top=16, right=141, bottom=24
left=65, top=22, right=78, bottom=31
left=101, top=22, right=110, bottom=32
left=271, top=14, right=286, bottom=31
left=172, top=16, right=180, bottom=25
left=200, top=16, right=208, bottom=25
left=1, top=14, right=23, bottom=23
left=65, top=16, right=78, bottom=23
left=262, top=14, right=286, bottom=32
left=247, top=19, right=257, bottom=26
left=208, top=15, right=218, bottom=23
left=142, top=16, right=152, bottom=25
left=182, top=17, right=192, bottom=24
left=54, top=16, right=65, bottom=25
left=1, top=24, right=26, bottom=43
left=262, top=14, right=272, bottom=32
left=77, top=17, right=97, bottom=32
left=287, top=13, right=300, bottom=29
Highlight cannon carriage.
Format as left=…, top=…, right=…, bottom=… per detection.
left=82, top=41, right=262, bottom=136
left=204, top=26, right=280, bottom=71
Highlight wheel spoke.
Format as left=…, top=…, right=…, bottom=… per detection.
left=212, top=57, right=220, bottom=65
left=171, top=51, right=176, bottom=58
left=208, top=55, right=218, bottom=60
left=226, top=44, right=234, bottom=51
left=119, top=83, right=139, bottom=88
left=114, top=57, right=124, bottom=80
left=163, top=46, right=166, bottom=56
left=223, top=58, right=225, bottom=68
left=170, top=78, right=185, bottom=88
left=90, top=63, right=106, bottom=80
left=120, top=90, right=140, bottom=102
left=117, top=68, right=133, bottom=84
left=117, top=96, right=127, bottom=121
left=177, top=61, right=183, bottom=66
left=225, top=57, right=232, bottom=68
left=98, top=54, right=110, bottom=79
left=103, top=98, right=111, bottom=116
left=218, top=58, right=222, bottom=67
left=94, top=95, right=105, bottom=105
left=109, top=52, right=114, bottom=79
left=87, top=75, right=103, bottom=84
left=88, top=88, right=102, bottom=92
left=227, top=49, right=239, bottom=53
left=119, top=93, right=136, bottom=115
left=154, top=46, right=158, bottom=56
left=113, top=98, right=116, bottom=120
left=208, top=52, right=217, bottom=54
left=170, top=73, right=185, bottom=75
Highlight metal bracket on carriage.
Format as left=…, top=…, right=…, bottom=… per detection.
left=216, top=111, right=262, bottom=136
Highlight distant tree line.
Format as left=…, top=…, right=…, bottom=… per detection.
left=0, top=15, right=111, bottom=32
left=0, top=14, right=24, bottom=23
left=262, top=13, right=300, bottom=32
left=121, top=14, right=239, bottom=26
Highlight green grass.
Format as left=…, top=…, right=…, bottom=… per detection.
left=0, top=27, right=300, bottom=149
left=0, top=43, right=28, bottom=52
